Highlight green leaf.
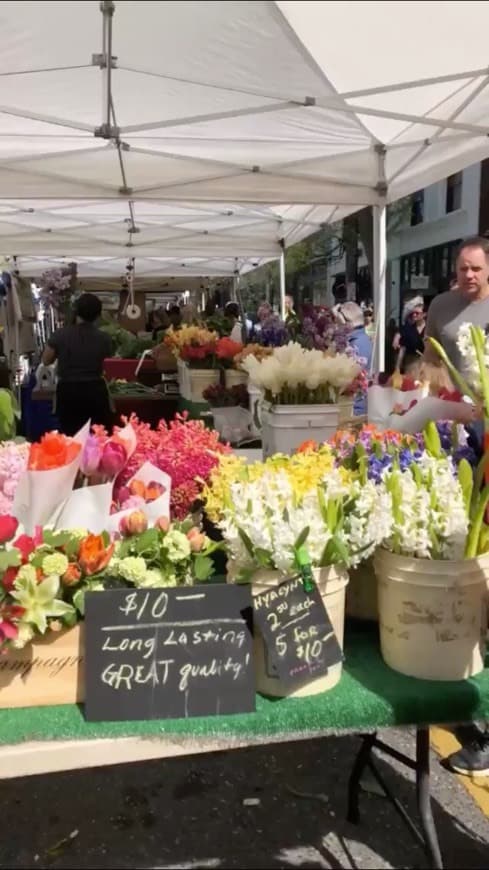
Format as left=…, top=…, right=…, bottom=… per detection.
left=423, top=421, right=442, bottom=459
left=64, top=538, right=81, bottom=560
left=255, top=548, right=272, bottom=568
left=135, top=528, right=159, bottom=554
left=62, top=609, right=78, bottom=628
left=294, top=526, right=310, bottom=550
left=238, top=528, right=255, bottom=558
left=0, top=549, right=21, bottom=572
left=458, top=459, right=473, bottom=516
left=193, top=554, right=214, bottom=581
left=43, top=531, right=72, bottom=549
left=72, top=588, right=86, bottom=615
left=428, top=336, right=476, bottom=402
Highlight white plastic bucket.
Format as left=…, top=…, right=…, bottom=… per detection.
left=248, top=384, right=263, bottom=437
left=187, top=368, right=220, bottom=402
left=346, top=559, right=378, bottom=622
left=248, top=567, right=348, bottom=697
left=374, top=548, right=488, bottom=681
left=225, top=369, right=248, bottom=389
left=261, top=403, right=339, bottom=457
left=338, top=396, right=354, bottom=424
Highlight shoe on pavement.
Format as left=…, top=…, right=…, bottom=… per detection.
left=447, top=735, right=489, bottom=776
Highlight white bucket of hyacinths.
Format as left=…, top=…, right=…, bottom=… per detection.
left=241, top=343, right=361, bottom=458
left=374, top=418, right=489, bottom=681
left=204, top=449, right=389, bottom=697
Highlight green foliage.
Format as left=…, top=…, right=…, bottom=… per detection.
left=0, top=390, right=19, bottom=440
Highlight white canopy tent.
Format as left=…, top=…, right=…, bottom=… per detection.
left=1, top=1, right=489, bottom=364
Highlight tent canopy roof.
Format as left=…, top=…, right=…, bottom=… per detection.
left=1, top=1, right=489, bottom=204
left=0, top=1, right=489, bottom=266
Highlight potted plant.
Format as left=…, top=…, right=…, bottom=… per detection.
left=202, top=383, right=251, bottom=443
left=241, top=342, right=361, bottom=456
left=203, top=449, right=388, bottom=697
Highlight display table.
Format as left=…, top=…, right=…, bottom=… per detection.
left=30, top=389, right=178, bottom=427
left=0, top=626, right=483, bottom=867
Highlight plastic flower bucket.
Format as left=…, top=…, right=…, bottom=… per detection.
left=224, top=369, right=248, bottom=389
left=187, top=369, right=220, bottom=402
left=338, top=396, right=354, bottom=424
left=245, top=567, right=348, bottom=698
left=374, top=548, right=489, bottom=681
left=261, top=404, right=339, bottom=458
left=346, top=558, right=379, bottom=622
left=248, top=384, right=263, bottom=436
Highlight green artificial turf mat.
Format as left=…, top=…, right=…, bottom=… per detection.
left=0, top=626, right=487, bottom=746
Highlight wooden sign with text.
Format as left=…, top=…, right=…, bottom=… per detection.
left=84, top=586, right=255, bottom=721
left=253, top=576, right=343, bottom=690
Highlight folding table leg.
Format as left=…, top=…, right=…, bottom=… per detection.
left=347, top=731, right=377, bottom=824
left=416, top=727, right=443, bottom=870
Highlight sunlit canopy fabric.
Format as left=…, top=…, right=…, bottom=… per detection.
left=0, top=2, right=488, bottom=206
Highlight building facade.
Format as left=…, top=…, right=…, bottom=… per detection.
left=327, top=160, right=487, bottom=322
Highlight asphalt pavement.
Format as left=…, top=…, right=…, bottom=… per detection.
left=0, top=729, right=487, bottom=869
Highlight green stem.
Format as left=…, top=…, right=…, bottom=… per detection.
left=465, top=485, right=489, bottom=558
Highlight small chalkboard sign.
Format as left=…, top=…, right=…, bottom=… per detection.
left=84, top=585, right=255, bottom=722
left=253, top=575, right=342, bottom=690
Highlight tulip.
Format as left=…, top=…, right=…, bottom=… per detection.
left=12, top=533, right=36, bottom=563
left=78, top=534, right=114, bottom=576
left=2, top=567, right=19, bottom=592
left=99, top=441, right=127, bottom=478
left=128, top=479, right=146, bottom=498
left=62, top=563, right=82, bottom=587
left=155, top=516, right=170, bottom=533
left=145, top=482, right=165, bottom=503
left=119, top=510, right=148, bottom=537
left=0, top=515, right=18, bottom=544
left=80, top=435, right=102, bottom=477
left=187, top=527, right=206, bottom=552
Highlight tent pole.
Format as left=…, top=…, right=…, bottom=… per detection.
left=372, top=203, right=387, bottom=373
left=279, top=239, right=286, bottom=320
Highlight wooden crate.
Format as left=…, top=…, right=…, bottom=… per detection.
left=0, top=626, right=84, bottom=708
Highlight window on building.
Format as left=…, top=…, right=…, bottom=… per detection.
left=410, top=190, right=424, bottom=226
left=446, top=171, right=463, bottom=213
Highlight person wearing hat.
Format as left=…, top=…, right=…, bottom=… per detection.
left=397, top=295, right=426, bottom=372
left=334, top=301, right=372, bottom=414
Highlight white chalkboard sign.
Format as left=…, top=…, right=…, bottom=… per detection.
left=253, top=575, right=343, bottom=690
left=84, top=586, right=255, bottom=721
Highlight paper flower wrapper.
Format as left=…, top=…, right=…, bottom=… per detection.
left=13, top=422, right=90, bottom=534
left=388, top=397, right=469, bottom=435
left=106, top=462, right=172, bottom=533
left=368, top=385, right=428, bottom=429
left=54, top=482, right=114, bottom=534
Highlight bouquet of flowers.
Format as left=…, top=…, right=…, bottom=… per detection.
left=0, top=512, right=219, bottom=652
left=300, top=306, right=352, bottom=353
left=13, top=425, right=90, bottom=534
left=202, top=384, right=248, bottom=408
left=256, top=311, right=289, bottom=347
left=94, top=414, right=230, bottom=520
left=234, top=344, right=272, bottom=368
left=39, top=268, right=72, bottom=313
left=215, top=337, right=244, bottom=369
left=209, top=452, right=390, bottom=580
left=241, top=342, right=360, bottom=405
left=164, top=325, right=218, bottom=368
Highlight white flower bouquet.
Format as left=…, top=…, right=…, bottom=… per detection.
left=241, top=342, right=360, bottom=405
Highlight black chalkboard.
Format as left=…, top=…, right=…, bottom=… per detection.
left=253, top=575, right=343, bottom=690
left=84, top=585, right=255, bottom=721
